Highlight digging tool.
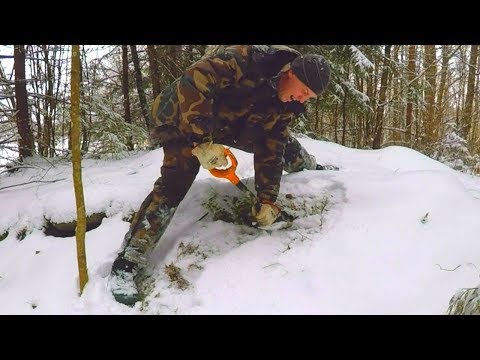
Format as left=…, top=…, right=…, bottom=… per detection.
left=209, top=147, right=294, bottom=229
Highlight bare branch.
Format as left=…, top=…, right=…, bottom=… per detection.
left=0, top=165, right=37, bottom=175
left=436, top=264, right=462, bottom=272
left=0, top=178, right=66, bottom=191
left=27, top=92, right=71, bottom=104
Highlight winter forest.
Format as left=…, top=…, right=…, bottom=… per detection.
left=1, top=45, right=480, bottom=315
left=1, top=45, right=479, bottom=173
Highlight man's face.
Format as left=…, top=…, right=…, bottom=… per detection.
left=277, top=70, right=317, bottom=104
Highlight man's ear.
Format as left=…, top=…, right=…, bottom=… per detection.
left=286, top=69, right=295, bottom=78
left=280, top=68, right=294, bottom=80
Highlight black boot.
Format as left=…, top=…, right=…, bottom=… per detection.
left=109, top=256, right=140, bottom=306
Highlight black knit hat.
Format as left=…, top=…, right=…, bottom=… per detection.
left=291, top=54, right=331, bottom=95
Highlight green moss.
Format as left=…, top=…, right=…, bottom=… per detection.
left=16, top=228, right=28, bottom=241
left=202, top=190, right=256, bottom=226
left=0, top=231, right=8, bottom=242
left=201, top=189, right=330, bottom=227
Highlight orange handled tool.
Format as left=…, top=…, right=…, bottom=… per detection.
left=209, top=148, right=260, bottom=210
left=208, top=148, right=294, bottom=228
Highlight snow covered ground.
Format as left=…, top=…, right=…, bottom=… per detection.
left=1, top=137, right=479, bottom=314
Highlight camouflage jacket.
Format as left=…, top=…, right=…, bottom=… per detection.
left=151, top=45, right=305, bottom=203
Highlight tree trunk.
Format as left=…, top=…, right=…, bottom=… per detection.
left=423, top=45, right=437, bottom=146
left=455, top=47, right=467, bottom=128
left=391, top=45, right=402, bottom=142
left=122, top=45, right=134, bottom=150
left=53, top=46, right=66, bottom=154
left=461, top=45, right=478, bottom=141
left=146, top=45, right=161, bottom=99
left=27, top=46, right=43, bottom=156
left=14, top=45, right=34, bottom=160
left=130, top=45, right=153, bottom=132
left=435, top=45, right=450, bottom=137
left=405, top=45, right=416, bottom=145
left=333, top=105, right=338, bottom=143
left=40, top=46, right=52, bottom=157
left=341, top=84, right=348, bottom=146
left=80, top=46, right=89, bottom=153
left=70, top=45, right=89, bottom=294
left=365, top=63, right=374, bottom=146
left=472, top=56, right=480, bottom=153
left=163, top=45, right=183, bottom=82
left=47, top=46, right=57, bottom=157
left=372, top=45, right=391, bottom=149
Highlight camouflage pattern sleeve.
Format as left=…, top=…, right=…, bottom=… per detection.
left=176, top=46, right=250, bottom=141
left=253, top=114, right=292, bottom=203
